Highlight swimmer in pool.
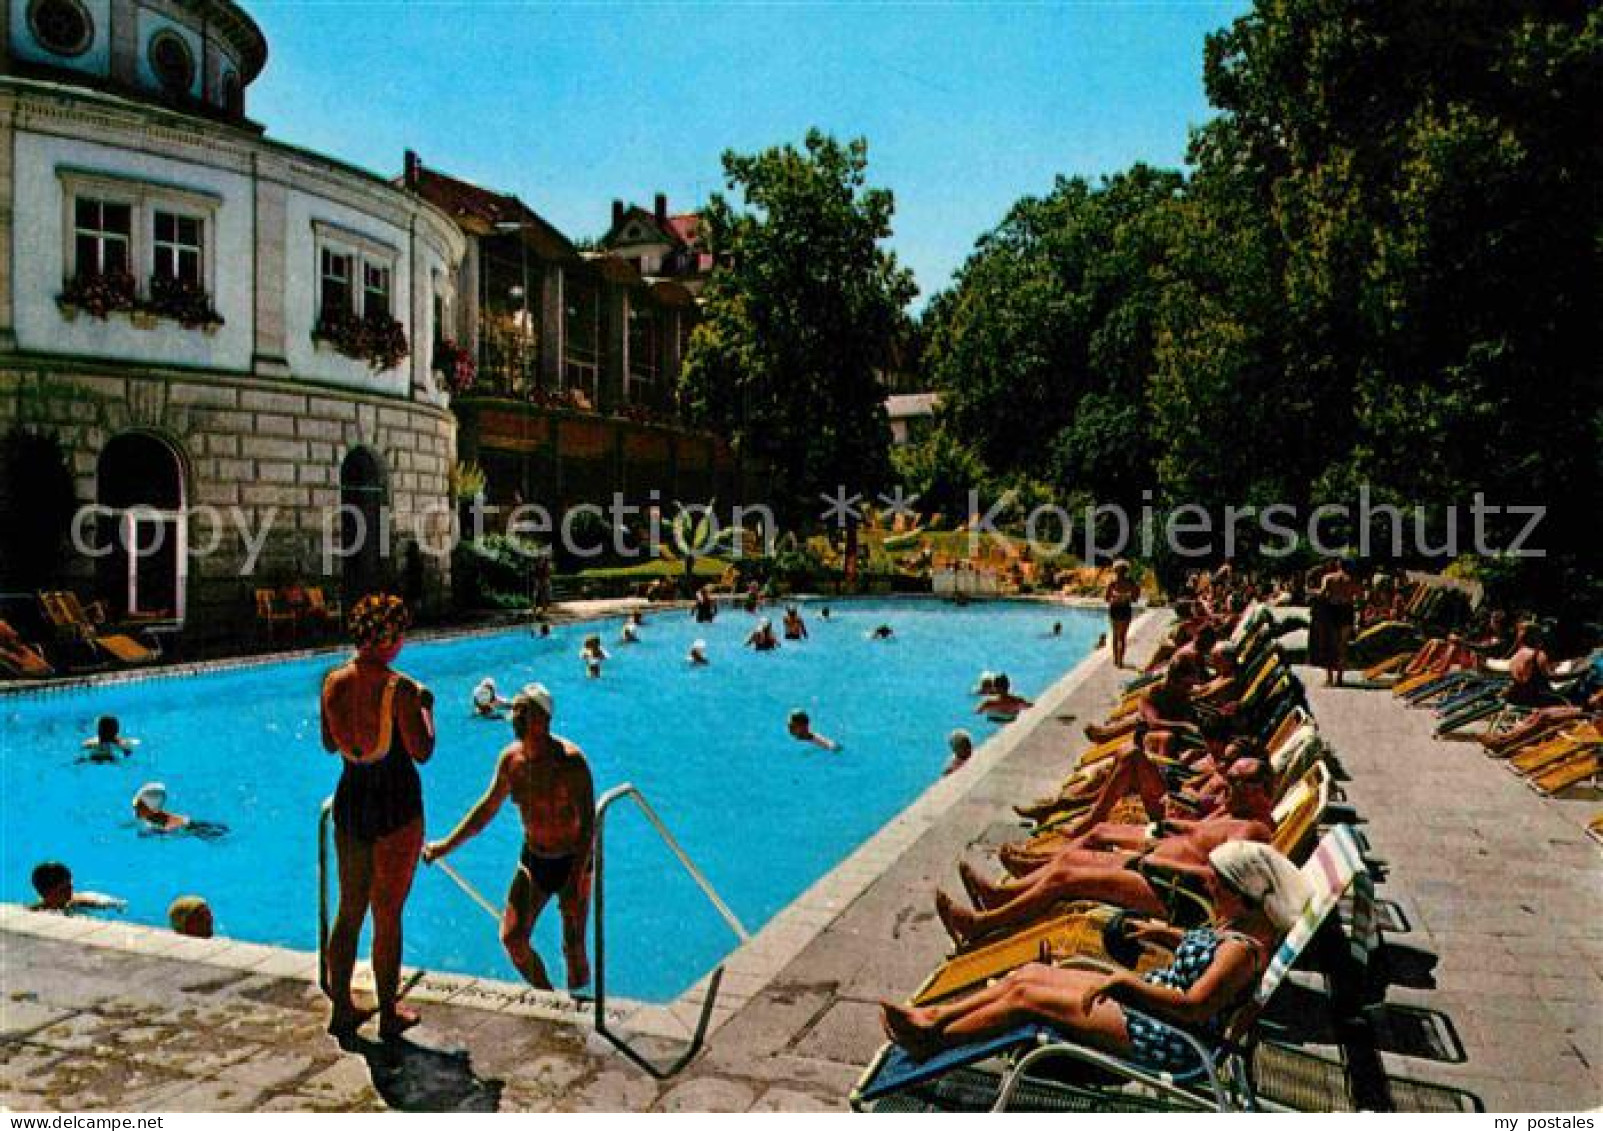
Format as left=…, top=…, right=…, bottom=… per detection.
left=1050, top=622, right=1063, bottom=637
left=870, top=624, right=894, bottom=640
left=580, top=635, right=609, bottom=678
left=80, top=715, right=138, bottom=763
left=425, top=684, right=595, bottom=992
left=976, top=674, right=1033, bottom=721
left=783, top=605, right=809, bottom=641
left=943, top=730, right=975, bottom=775
left=29, top=861, right=124, bottom=914
left=620, top=621, right=640, bottom=644
left=688, top=639, right=710, bottom=666
left=972, top=671, right=1000, bottom=696
left=132, top=782, right=229, bottom=839
left=472, top=678, right=510, bottom=718
left=746, top=619, right=780, bottom=651
left=788, top=709, right=840, bottom=752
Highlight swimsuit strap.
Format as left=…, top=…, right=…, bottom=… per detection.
left=327, top=667, right=400, bottom=763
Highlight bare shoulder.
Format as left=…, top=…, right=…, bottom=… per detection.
left=554, top=736, right=592, bottom=770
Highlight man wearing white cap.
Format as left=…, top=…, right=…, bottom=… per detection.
left=424, top=683, right=596, bottom=993
left=133, top=782, right=189, bottom=832
left=688, top=639, right=709, bottom=666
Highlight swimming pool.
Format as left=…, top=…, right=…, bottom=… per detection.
left=0, top=599, right=1101, bottom=1002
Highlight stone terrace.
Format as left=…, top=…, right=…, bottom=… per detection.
left=3, top=613, right=1600, bottom=1111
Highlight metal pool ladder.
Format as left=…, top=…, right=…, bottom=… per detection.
left=316, top=787, right=749, bottom=1080
left=592, top=782, right=751, bottom=1078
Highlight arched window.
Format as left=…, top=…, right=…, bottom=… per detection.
left=28, top=0, right=94, bottom=58
left=96, top=433, right=186, bottom=620
left=149, top=30, right=196, bottom=96
left=339, top=448, right=388, bottom=601
left=220, top=70, right=243, bottom=115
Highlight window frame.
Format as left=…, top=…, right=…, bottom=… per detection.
left=311, top=220, right=402, bottom=326
left=28, top=0, right=95, bottom=58
left=57, top=168, right=220, bottom=306
left=626, top=295, right=660, bottom=403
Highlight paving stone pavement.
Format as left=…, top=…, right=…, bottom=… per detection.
left=1302, top=676, right=1603, bottom=1112
left=6, top=615, right=1598, bottom=1111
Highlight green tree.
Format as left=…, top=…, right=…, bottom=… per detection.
left=680, top=131, right=917, bottom=525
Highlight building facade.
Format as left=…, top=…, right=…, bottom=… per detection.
left=0, top=0, right=466, bottom=642
left=407, top=159, right=744, bottom=520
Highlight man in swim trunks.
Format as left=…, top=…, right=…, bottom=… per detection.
left=975, top=673, right=1033, bottom=720
left=424, top=684, right=595, bottom=992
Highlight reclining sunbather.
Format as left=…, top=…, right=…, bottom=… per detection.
left=884, top=841, right=1308, bottom=1066
left=1480, top=687, right=1603, bottom=755
left=1006, top=740, right=1271, bottom=863
left=936, top=758, right=1276, bottom=945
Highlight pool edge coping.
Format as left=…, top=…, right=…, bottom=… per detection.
left=1, top=602, right=1156, bottom=1052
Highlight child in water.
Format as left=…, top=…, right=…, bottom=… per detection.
left=581, top=635, right=609, bottom=678
left=80, top=716, right=138, bottom=763
left=788, top=710, right=840, bottom=752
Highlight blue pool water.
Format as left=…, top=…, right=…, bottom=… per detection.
left=0, top=599, right=1100, bottom=1001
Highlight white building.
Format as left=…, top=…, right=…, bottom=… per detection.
left=0, top=0, right=466, bottom=642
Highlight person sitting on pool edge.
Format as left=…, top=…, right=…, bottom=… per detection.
left=580, top=634, right=609, bottom=677
left=788, top=709, right=840, bottom=751
left=168, top=895, right=214, bottom=939
left=746, top=618, right=780, bottom=651
left=29, top=861, right=124, bottom=914
left=943, top=730, right=974, bottom=776
left=132, top=782, right=230, bottom=838
left=473, top=678, right=510, bottom=718
left=881, top=841, right=1308, bottom=1066
left=688, top=639, right=710, bottom=666
left=425, top=683, right=595, bottom=993
left=80, top=715, right=138, bottom=763
left=976, top=674, right=1032, bottom=721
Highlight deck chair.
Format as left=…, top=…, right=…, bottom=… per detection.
left=1526, top=748, right=1601, bottom=796
left=854, top=826, right=1370, bottom=1113
left=1587, top=813, right=1603, bottom=848
left=255, top=589, right=297, bottom=644
left=913, top=766, right=1332, bottom=1011
left=0, top=618, right=55, bottom=678
left=38, top=592, right=156, bottom=665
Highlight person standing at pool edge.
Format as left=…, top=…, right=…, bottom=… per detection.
left=425, top=683, right=596, bottom=993
left=320, top=594, right=435, bottom=1039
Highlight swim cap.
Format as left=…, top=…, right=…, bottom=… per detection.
left=1208, top=841, right=1311, bottom=931
left=134, top=782, right=167, bottom=811
left=691, top=639, right=707, bottom=653
left=759, top=618, right=772, bottom=630
left=514, top=683, right=554, bottom=719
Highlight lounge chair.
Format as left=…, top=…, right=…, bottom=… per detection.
left=854, top=826, right=1371, bottom=1112
left=255, top=589, right=297, bottom=645
left=1587, top=813, right=1603, bottom=848
left=38, top=592, right=157, bottom=665
left=0, top=618, right=55, bottom=678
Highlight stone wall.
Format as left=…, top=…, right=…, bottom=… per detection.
left=0, top=360, right=456, bottom=644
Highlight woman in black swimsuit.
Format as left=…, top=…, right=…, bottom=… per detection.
left=320, top=594, right=436, bottom=1039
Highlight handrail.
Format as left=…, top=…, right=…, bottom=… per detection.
left=317, top=797, right=333, bottom=996
left=591, top=782, right=750, bottom=1079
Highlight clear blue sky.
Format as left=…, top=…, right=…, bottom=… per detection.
left=248, top=1, right=1247, bottom=303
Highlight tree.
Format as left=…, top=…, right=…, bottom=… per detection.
left=922, top=166, right=1183, bottom=508
left=680, top=131, right=917, bottom=525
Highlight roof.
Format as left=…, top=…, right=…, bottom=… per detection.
left=404, top=165, right=577, bottom=260
left=601, top=204, right=684, bottom=250
left=885, top=392, right=939, bottom=419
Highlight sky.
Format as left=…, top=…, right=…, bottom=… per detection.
left=247, top=1, right=1248, bottom=304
